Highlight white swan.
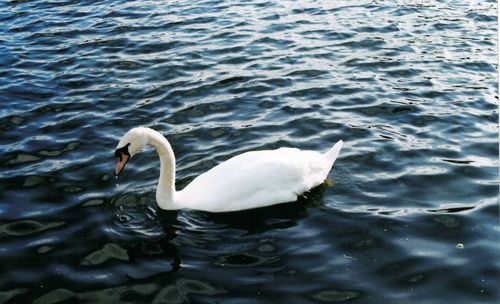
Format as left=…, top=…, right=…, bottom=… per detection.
left=114, top=127, right=343, bottom=212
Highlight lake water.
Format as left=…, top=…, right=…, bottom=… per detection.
left=1, top=0, right=498, bottom=303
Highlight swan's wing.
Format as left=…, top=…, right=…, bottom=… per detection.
left=177, top=148, right=331, bottom=212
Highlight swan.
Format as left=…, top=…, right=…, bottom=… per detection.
left=114, top=127, right=343, bottom=212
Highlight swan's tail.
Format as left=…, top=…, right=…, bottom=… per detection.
left=323, top=140, right=343, bottom=165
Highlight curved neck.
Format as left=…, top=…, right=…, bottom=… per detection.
left=146, top=130, right=180, bottom=210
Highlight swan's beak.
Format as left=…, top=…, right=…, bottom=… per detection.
left=115, top=153, right=129, bottom=177
left=115, top=152, right=129, bottom=176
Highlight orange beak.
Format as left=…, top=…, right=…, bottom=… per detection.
left=115, top=152, right=130, bottom=177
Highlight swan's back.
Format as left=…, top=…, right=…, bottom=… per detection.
left=176, top=141, right=342, bottom=212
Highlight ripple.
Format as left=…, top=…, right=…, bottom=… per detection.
left=0, top=220, right=65, bottom=237
left=80, top=243, right=129, bottom=266
left=311, top=288, right=361, bottom=302
left=217, top=252, right=274, bottom=267
left=33, top=284, right=159, bottom=304
left=153, top=279, right=225, bottom=303
left=0, top=0, right=498, bottom=303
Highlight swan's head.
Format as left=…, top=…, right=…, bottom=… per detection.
left=114, top=127, right=149, bottom=176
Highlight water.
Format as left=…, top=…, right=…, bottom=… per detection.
left=0, top=0, right=498, bottom=303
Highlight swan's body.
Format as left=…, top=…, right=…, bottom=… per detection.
left=115, top=127, right=343, bottom=212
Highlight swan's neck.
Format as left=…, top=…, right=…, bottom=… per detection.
left=147, top=132, right=180, bottom=210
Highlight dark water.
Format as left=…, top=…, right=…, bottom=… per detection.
left=1, top=0, right=498, bottom=303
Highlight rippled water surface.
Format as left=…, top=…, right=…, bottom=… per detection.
left=1, top=0, right=498, bottom=303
